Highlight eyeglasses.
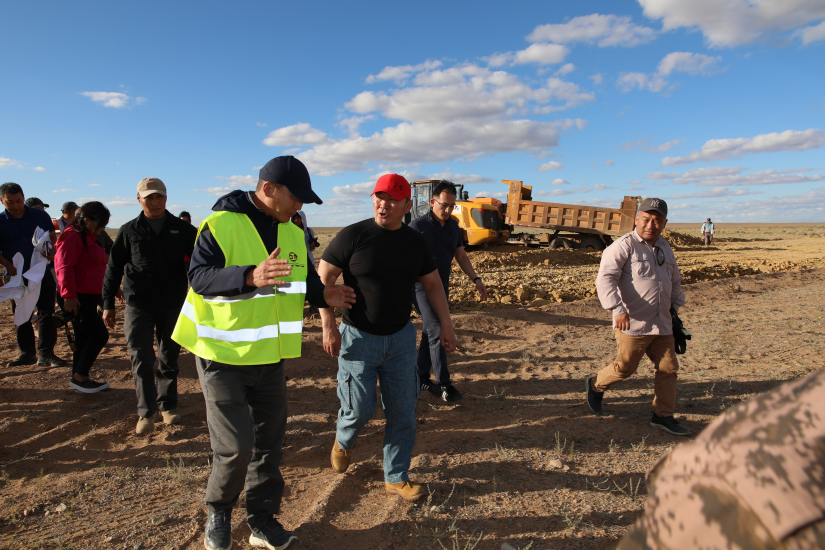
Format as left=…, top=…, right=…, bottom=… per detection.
left=653, top=246, right=665, bottom=266
left=433, top=198, right=456, bottom=211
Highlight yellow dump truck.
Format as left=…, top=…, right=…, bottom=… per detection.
left=502, top=179, right=640, bottom=250
left=405, top=180, right=510, bottom=247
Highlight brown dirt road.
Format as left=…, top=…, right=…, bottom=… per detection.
left=0, top=229, right=823, bottom=550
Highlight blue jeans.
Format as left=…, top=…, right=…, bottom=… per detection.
left=335, top=321, right=418, bottom=484
left=413, top=284, right=450, bottom=385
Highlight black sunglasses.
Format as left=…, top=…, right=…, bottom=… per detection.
left=652, top=246, right=665, bottom=266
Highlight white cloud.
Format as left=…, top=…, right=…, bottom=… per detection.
left=195, top=174, right=257, bottom=196
left=620, top=138, right=683, bottom=152
left=527, top=14, right=657, bottom=47
left=650, top=165, right=825, bottom=187
left=669, top=187, right=761, bottom=199
left=33, top=166, right=46, bottom=172
left=366, top=60, right=443, bottom=83
left=799, top=20, right=825, bottom=44
left=617, top=72, right=668, bottom=92
left=639, top=0, right=825, bottom=47
left=645, top=171, right=681, bottom=179
left=514, top=43, right=570, bottom=65
left=426, top=169, right=495, bottom=184
left=474, top=191, right=508, bottom=200
left=554, top=63, right=575, bottom=76
left=648, top=139, right=683, bottom=152
left=538, top=161, right=564, bottom=172
left=52, top=188, right=77, bottom=193
left=266, top=63, right=590, bottom=176
left=628, top=185, right=647, bottom=191
left=550, top=178, right=569, bottom=186
left=657, top=52, right=722, bottom=75
left=80, top=91, right=146, bottom=109
left=338, top=115, right=376, bottom=137
left=662, top=129, right=825, bottom=166
left=536, top=187, right=591, bottom=196
left=256, top=122, right=268, bottom=127
left=105, top=197, right=137, bottom=207
left=589, top=73, right=604, bottom=85
left=0, top=157, right=23, bottom=168
left=605, top=159, right=615, bottom=166
left=332, top=181, right=375, bottom=197
left=629, top=180, right=643, bottom=185
left=88, top=183, right=101, bottom=187
left=594, top=184, right=618, bottom=190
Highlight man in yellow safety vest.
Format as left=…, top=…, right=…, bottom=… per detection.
left=173, top=156, right=355, bottom=550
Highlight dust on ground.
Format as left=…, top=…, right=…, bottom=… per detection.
left=1, top=226, right=824, bottom=550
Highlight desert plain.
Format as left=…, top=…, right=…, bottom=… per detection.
left=0, top=222, right=823, bottom=550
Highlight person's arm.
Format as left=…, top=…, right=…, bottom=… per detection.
left=454, top=246, right=487, bottom=301
left=418, top=269, right=457, bottom=352
left=0, top=253, right=16, bottom=276
left=670, top=256, right=686, bottom=313
left=318, top=260, right=345, bottom=357
left=595, top=240, right=631, bottom=330
left=189, top=226, right=256, bottom=296
left=102, top=227, right=130, bottom=328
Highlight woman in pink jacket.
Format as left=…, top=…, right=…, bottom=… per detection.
left=54, top=202, right=111, bottom=393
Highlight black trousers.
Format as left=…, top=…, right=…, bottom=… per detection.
left=72, top=294, right=109, bottom=378
left=123, top=304, right=181, bottom=418
left=12, top=271, right=57, bottom=355
left=196, top=357, right=287, bottom=529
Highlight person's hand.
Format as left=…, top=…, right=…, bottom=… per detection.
left=115, top=288, right=126, bottom=304
left=323, top=284, right=356, bottom=309
left=4, top=264, right=17, bottom=277
left=323, top=323, right=342, bottom=357
left=64, top=297, right=79, bottom=315
left=614, top=312, right=630, bottom=331
left=475, top=279, right=488, bottom=301
left=45, top=248, right=56, bottom=262
left=246, top=248, right=292, bottom=288
left=102, top=309, right=116, bottom=329
left=440, top=325, right=457, bottom=353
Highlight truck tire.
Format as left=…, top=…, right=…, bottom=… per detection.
left=578, top=237, right=605, bottom=251
left=550, top=238, right=573, bottom=249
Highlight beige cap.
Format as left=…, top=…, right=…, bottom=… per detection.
left=137, top=177, right=167, bottom=198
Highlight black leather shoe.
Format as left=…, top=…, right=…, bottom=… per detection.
left=7, top=352, right=37, bottom=368
left=585, top=376, right=603, bottom=414
left=249, top=517, right=297, bottom=549
left=650, top=413, right=690, bottom=436
left=37, top=352, right=67, bottom=367
left=204, top=509, right=233, bottom=550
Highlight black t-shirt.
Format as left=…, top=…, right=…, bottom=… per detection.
left=322, top=218, right=437, bottom=336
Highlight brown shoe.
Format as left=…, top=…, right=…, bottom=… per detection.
left=135, top=414, right=155, bottom=435
left=331, top=439, right=350, bottom=473
left=385, top=481, right=426, bottom=502
left=160, top=410, right=181, bottom=425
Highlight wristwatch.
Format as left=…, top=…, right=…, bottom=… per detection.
left=473, top=277, right=482, bottom=283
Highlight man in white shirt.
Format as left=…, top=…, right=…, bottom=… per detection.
left=701, top=218, right=715, bottom=246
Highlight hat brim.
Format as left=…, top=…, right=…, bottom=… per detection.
left=138, top=189, right=167, bottom=198
left=287, top=186, right=323, bottom=205
left=371, top=190, right=410, bottom=201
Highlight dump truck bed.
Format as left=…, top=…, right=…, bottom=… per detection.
left=503, top=180, right=639, bottom=237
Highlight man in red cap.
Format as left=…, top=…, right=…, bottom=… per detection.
left=318, top=173, right=457, bottom=501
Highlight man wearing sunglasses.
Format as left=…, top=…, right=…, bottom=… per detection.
left=587, top=198, right=689, bottom=436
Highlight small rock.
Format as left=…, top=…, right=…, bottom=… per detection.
left=543, top=259, right=551, bottom=265
left=55, top=503, right=67, bottom=513
left=514, top=286, right=531, bottom=301
left=502, top=544, right=518, bottom=550
left=463, top=480, right=479, bottom=491
left=500, top=295, right=513, bottom=304
left=90, top=403, right=98, bottom=409
left=45, top=510, right=49, bottom=516
left=548, top=458, right=568, bottom=469
left=530, top=299, right=550, bottom=307
left=152, top=514, right=169, bottom=525
left=23, top=509, right=29, bottom=517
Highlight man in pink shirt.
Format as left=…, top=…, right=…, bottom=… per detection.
left=587, top=198, right=689, bottom=436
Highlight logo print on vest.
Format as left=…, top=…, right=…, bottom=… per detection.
left=289, top=252, right=298, bottom=262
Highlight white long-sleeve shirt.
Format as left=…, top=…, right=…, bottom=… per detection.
left=701, top=222, right=715, bottom=234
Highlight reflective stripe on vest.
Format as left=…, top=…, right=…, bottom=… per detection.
left=171, top=211, right=308, bottom=365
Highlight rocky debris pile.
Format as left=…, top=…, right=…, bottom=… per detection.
left=661, top=229, right=704, bottom=248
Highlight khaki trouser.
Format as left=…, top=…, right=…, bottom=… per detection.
left=593, top=329, right=680, bottom=416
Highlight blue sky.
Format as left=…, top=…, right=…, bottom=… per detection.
left=2, top=0, right=824, bottom=227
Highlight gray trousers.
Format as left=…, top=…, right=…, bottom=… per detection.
left=124, top=304, right=181, bottom=418
left=196, top=356, right=287, bottom=528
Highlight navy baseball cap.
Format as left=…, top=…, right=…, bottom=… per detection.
left=259, top=156, right=322, bottom=205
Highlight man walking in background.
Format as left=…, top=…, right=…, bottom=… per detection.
left=103, top=177, right=196, bottom=434
left=319, top=173, right=457, bottom=502
left=586, top=198, right=689, bottom=436
left=409, top=180, right=487, bottom=402
left=55, top=202, right=79, bottom=232
left=0, top=183, right=67, bottom=367
left=701, top=218, right=715, bottom=246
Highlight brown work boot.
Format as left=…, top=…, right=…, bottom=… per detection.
left=385, top=481, right=426, bottom=502
left=330, top=439, right=350, bottom=473
left=160, top=410, right=181, bottom=425
left=135, top=413, right=157, bottom=435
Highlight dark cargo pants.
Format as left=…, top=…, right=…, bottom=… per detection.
left=413, top=284, right=451, bottom=386
left=12, top=271, right=57, bottom=355
left=196, top=357, right=287, bottom=529
left=123, top=304, right=180, bottom=418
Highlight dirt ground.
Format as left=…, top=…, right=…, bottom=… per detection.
left=1, top=225, right=824, bottom=550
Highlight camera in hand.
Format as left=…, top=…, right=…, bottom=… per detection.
left=310, top=236, right=320, bottom=248
left=51, top=309, right=76, bottom=328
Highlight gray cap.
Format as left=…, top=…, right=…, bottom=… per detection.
left=639, top=197, right=667, bottom=217
left=61, top=201, right=79, bottom=212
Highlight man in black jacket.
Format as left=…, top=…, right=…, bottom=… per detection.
left=102, top=177, right=196, bottom=434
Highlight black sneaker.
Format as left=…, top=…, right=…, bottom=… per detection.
left=69, top=378, right=110, bottom=394
left=204, top=509, right=233, bottom=550
left=435, top=384, right=462, bottom=402
left=249, top=517, right=297, bottom=550
left=7, top=352, right=37, bottom=367
left=650, top=413, right=690, bottom=436
left=420, top=378, right=436, bottom=395
left=37, top=352, right=67, bottom=367
left=585, top=376, right=603, bottom=414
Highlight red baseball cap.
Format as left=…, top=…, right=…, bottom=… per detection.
left=371, top=173, right=411, bottom=201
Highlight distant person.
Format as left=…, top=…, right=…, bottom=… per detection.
left=25, top=197, right=49, bottom=211
left=179, top=211, right=192, bottom=225
left=619, top=368, right=825, bottom=549
left=587, top=198, right=689, bottom=436
left=409, top=180, right=487, bottom=402
left=701, top=217, right=715, bottom=246
left=102, top=177, right=197, bottom=434
left=0, top=182, right=67, bottom=367
left=290, top=210, right=318, bottom=266
left=319, top=173, right=456, bottom=502
left=55, top=201, right=79, bottom=232
left=55, top=202, right=112, bottom=393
